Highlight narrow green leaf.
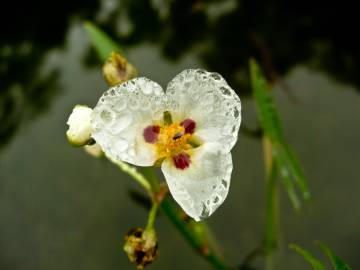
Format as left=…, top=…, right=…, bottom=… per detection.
left=84, top=21, right=121, bottom=62
left=249, top=58, right=283, bottom=142
left=316, top=242, right=352, bottom=270
left=249, top=59, right=311, bottom=209
left=290, top=244, right=327, bottom=270
left=282, top=143, right=310, bottom=199
left=273, top=144, right=301, bottom=210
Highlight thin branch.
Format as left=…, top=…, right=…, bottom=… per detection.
left=108, top=156, right=152, bottom=197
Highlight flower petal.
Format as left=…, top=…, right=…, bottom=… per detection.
left=161, top=143, right=232, bottom=221
left=166, top=69, right=241, bottom=152
left=91, top=77, right=166, bottom=166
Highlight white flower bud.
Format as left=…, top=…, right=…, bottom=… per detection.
left=66, top=105, right=93, bottom=146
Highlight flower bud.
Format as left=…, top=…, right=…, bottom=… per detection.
left=102, top=52, right=138, bottom=86
left=66, top=105, right=93, bottom=146
left=84, top=143, right=103, bottom=158
left=123, top=227, right=158, bottom=269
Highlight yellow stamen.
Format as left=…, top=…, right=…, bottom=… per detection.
left=155, top=123, right=193, bottom=160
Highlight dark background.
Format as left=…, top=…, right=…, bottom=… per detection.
left=0, top=0, right=359, bottom=269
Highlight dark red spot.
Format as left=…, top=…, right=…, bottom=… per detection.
left=173, top=153, right=191, bottom=170
left=143, top=125, right=160, bottom=143
left=181, top=119, right=196, bottom=134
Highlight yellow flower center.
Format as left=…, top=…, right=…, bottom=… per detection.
left=142, top=113, right=200, bottom=168
left=155, top=123, right=192, bottom=160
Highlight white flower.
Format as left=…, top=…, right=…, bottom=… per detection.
left=66, top=105, right=93, bottom=146
left=91, top=69, right=241, bottom=221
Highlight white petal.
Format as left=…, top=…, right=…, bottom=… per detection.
left=66, top=105, right=93, bottom=146
left=161, top=143, right=232, bottom=221
left=91, top=77, right=166, bottom=166
left=166, top=69, right=241, bottom=152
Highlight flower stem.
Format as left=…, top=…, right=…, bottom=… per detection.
left=160, top=197, right=229, bottom=270
left=262, top=136, right=279, bottom=270
left=109, top=157, right=152, bottom=197
left=146, top=202, right=159, bottom=231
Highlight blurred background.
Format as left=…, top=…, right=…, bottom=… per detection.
left=0, top=0, right=359, bottom=269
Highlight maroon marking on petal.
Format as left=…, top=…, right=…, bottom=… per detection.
left=180, top=119, right=196, bottom=134
left=143, top=125, right=160, bottom=143
left=173, top=153, right=191, bottom=170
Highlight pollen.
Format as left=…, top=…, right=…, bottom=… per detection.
left=156, top=123, right=192, bottom=159
left=143, top=115, right=199, bottom=169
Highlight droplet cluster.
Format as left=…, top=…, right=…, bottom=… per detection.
left=166, top=69, right=241, bottom=152
left=91, top=78, right=165, bottom=166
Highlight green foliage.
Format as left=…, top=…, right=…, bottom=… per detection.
left=83, top=21, right=121, bottom=62
left=249, top=59, right=310, bottom=210
left=316, top=242, right=352, bottom=270
left=290, top=244, right=326, bottom=270
left=290, top=243, right=352, bottom=270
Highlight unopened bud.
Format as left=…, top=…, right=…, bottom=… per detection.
left=123, top=227, right=158, bottom=269
left=66, top=105, right=93, bottom=146
left=84, top=143, right=103, bottom=158
left=103, top=52, right=138, bottom=86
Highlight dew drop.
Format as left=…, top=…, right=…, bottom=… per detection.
left=114, top=99, right=127, bottom=111
left=129, top=98, right=139, bottom=110
left=200, top=203, right=210, bottom=219
left=100, top=110, right=113, bottom=123
left=210, top=73, right=221, bottom=80
left=111, top=115, right=133, bottom=134
left=140, top=99, right=151, bottom=110
left=154, top=87, right=163, bottom=96
left=220, top=86, right=231, bottom=96
left=142, top=84, right=153, bottom=95
left=234, top=107, right=239, bottom=118
left=191, top=92, right=200, bottom=101
left=114, top=138, right=129, bottom=152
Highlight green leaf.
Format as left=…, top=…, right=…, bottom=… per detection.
left=84, top=21, right=121, bottom=62
left=249, top=59, right=310, bottom=209
left=316, top=242, right=352, bottom=270
left=249, top=59, right=283, bottom=142
left=290, top=244, right=327, bottom=270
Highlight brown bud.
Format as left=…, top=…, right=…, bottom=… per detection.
left=123, top=228, right=158, bottom=269
left=102, top=52, right=138, bottom=86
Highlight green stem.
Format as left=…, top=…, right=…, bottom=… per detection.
left=109, top=157, right=152, bottom=197
left=160, top=198, right=229, bottom=270
left=146, top=203, right=159, bottom=230
left=142, top=167, right=160, bottom=192
left=264, top=162, right=278, bottom=250
left=262, top=136, right=279, bottom=270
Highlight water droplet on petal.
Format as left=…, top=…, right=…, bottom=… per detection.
left=111, top=115, right=133, bottom=134
left=210, top=73, right=221, bottom=80
left=114, top=138, right=129, bottom=152
left=114, top=99, right=127, bottom=111
left=142, top=84, right=153, bottom=95
left=129, top=98, right=139, bottom=110
left=220, top=86, right=231, bottom=96
left=100, top=110, right=114, bottom=123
